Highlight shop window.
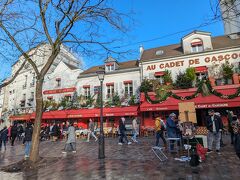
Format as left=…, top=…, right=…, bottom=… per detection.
left=84, top=87, right=90, bottom=98
left=191, top=39, right=204, bottom=53
left=107, top=85, right=114, bottom=98
left=124, top=83, right=133, bottom=96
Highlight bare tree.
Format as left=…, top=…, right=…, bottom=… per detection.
left=0, top=0, right=129, bottom=163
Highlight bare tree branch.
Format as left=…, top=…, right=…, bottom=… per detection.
left=0, top=21, right=40, bottom=76
left=0, top=59, right=26, bottom=88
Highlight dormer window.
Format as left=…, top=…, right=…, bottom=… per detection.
left=191, top=39, right=203, bottom=53
left=106, top=63, right=115, bottom=72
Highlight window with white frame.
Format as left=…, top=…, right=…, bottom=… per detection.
left=84, top=87, right=90, bottom=98
left=106, top=64, right=114, bottom=72
left=124, top=83, right=133, bottom=96
left=191, top=39, right=204, bottom=53
left=107, top=85, right=114, bottom=98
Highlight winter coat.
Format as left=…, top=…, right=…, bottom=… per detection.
left=66, top=126, right=76, bottom=144
left=206, top=115, right=223, bottom=133
left=0, top=128, right=8, bottom=141
left=166, top=117, right=177, bottom=138
left=52, top=125, right=60, bottom=136
left=11, top=125, right=18, bottom=136
left=24, top=125, right=33, bottom=141
left=119, top=120, right=126, bottom=134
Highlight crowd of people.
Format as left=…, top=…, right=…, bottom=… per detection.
left=152, top=109, right=240, bottom=159
left=1, top=109, right=240, bottom=160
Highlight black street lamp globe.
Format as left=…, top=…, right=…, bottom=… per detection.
left=96, top=70, right=105, bottom=159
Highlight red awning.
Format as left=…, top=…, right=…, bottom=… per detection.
left=154, top=71, right=165, bottom=76
left=106, top=63, right=114, bottom=66
left=9, top=114, right=31, bottom=121
left=83, top=85, right=90, bottom=88
left=140, top=85, right=240, bottom=112
left=195, top=66, right=208, bottom=73
left=123, top=80, right=133, bottom=84
left=106, top=82, right=114, bottom=86
left=30, top=106, right=138, bottom=120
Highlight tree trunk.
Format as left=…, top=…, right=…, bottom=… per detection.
left=29, top=79, right=44, bottom=162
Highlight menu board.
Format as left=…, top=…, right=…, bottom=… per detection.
left=178, top=102, right=197, bottom=123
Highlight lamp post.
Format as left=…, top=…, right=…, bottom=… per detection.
left=96, top=70, right=105, bottom=159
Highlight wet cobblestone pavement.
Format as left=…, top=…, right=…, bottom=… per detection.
left=0, top=136, right=240, bottom=180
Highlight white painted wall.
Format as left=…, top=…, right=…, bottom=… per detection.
left=77, top=69, right=141, bottom=100
left=142, top=48, right=240, bottom=81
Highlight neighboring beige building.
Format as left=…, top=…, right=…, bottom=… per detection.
left=77, top=57, right=140, bottom=104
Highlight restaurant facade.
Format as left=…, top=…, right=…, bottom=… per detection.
left=7, top=31, right=240, bottom=134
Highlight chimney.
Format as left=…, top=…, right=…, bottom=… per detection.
left=139, top=45, right=144, bottom=59
left=220, top=0, right=240, bottom=38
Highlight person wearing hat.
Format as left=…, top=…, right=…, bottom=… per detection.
left=155, top=117, right=167, bottom=148
left=206, top=109, right=223, bottom=154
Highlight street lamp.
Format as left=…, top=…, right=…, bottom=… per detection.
left=96, top=70, right=105, bottom=159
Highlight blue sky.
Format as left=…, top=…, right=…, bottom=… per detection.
left=0, top=0, right=224, bottom=80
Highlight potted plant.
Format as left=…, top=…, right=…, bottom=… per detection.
left=186, top=67, right=196, bottom=87
left=163, top=70, right=173, bottom=85
left=233, top=63, right=240, bottom=84
left=222, top=61, right=234, bottom=84
left=173, top=72, right=193, bottom=89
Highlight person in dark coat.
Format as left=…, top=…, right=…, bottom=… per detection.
left=206, top=109, right=223, bottom=154
left=24, top=123, right=33, bottom=159
left=10, top=123, right=18, bottom=146
left=52, top=123, right=59, bottom=141
left=0, top=126, right=8, bottom=151
left=231, top=116, right=240, bottom=159
left=118, top=117, right=131, bottom=145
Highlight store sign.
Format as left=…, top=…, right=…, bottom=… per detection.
left=43, top=87, right=76, bottom=95
left=195, top=103, right=229, bottom=109
left=146, top=52, right=240, bottom=71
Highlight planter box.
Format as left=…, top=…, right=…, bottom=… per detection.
left=233, top=73, right=239, bottom=84
left=216, top=79, right=222, bottom=86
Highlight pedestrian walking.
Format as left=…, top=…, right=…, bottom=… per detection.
left=131, top=117, right=138, bottom=143
left=118, top=117, right=131, bottom=145
left=231, top=116, right=240, bottom=158
left=155, top=117, right=167, bottom=148
left=52, top=123, right=60, bottom=141
left=215, top=112, right=226, bottom=147
left=227, top=110, right=235, bottom=145
left=166, top=113, right=178, bottom=150
left=87, top=119, right=98, bottom=142
left=10, top=123, right=18, bottom=146
left=62, top=123, right=76, bottom=153
left=0, top=126, right=8, bottom=151
left=24, top=123, right=33, bottom=159
left=206, top=109, right=223, bottom=154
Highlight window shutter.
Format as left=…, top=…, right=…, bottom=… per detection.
left=115, top=82, right=118, bottom=94
left=90, top=85, right=94, bottom=96
left=133, top=80, right=138, bottom=94
left=119, top=82, right=123, bottom=95
left=149, top=73, right=154, bottom=79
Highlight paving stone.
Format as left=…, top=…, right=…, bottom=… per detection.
left=0, top=136, right=239, bottom=180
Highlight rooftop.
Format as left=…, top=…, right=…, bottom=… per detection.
left=79, top=60, right=139, bottom=75
left=140, top=34, right=240, bottom=62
